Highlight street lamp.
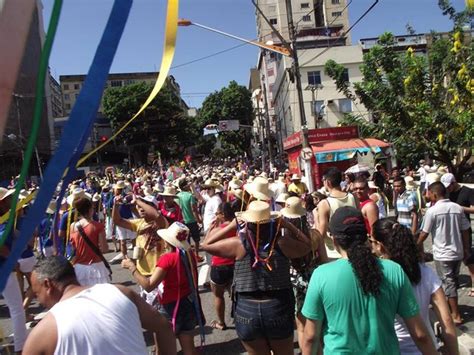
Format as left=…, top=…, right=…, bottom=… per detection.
left=305, top=84, right=324, bottom=128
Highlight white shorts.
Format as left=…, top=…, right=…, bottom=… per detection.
left=74, top=262, right=110, bottom=286
left=18, top=256, right=36, bottom=274
left=105, top=216, right=114, bottom=239
left=116, top=226, right=136, bottom=241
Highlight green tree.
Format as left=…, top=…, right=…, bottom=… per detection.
left=103, top=81, right=198, bottom=162
left=196, top=81, right=254, bottom=157
left=324, top=2, right=473, bottom=180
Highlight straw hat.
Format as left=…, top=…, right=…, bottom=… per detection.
left=275, top=192, right=290, bottom=204
left=404, top=176, right=418, bottom=191
left=280, top=196, right=306, bottom=219
left=46, top=200, right=57, bottom=214
left=159, top=185, right=177, bottom=197
left=202, top=179, right=220, bottom=190
left=92, top=193, right=101, bottom=202
left=236, top=200, right=280, bottom=224
left=139, top=194, right=158, bottom=208
left=230, top=188, right=243, bottom=200
left=114, top=180, right=126, bottom=190
left=291, top=174, right=301, bottom=181
left=244, top=176, right=273, bottom=201
left=259, top=172, right=268, bottom=178
left=426, top=172, right=441, bottom=186
left=229, top=178, right=243, bottom=190
left=157, top=222, right=191, bottom=251
left=437, top=166, right=449, bottom=175
left=66, top=188, right=91, bottom=205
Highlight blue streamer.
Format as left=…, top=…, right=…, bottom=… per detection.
left=0, top=0, right=133, bottom=292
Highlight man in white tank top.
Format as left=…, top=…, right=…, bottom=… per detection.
left=23, top=256, right=176, bottom=355
left=317, top=167, right=357, bottom=259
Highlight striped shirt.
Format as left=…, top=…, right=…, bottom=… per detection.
left=396, top=190, right=418, bottom=229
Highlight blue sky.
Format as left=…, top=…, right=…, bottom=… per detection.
left=42, top=0, right=466, bottom=108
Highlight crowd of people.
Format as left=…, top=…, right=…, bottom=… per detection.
left=0, top=158, right=472, bottom=354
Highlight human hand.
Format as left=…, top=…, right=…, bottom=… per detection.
left=121, top=258, right=134, bottom=270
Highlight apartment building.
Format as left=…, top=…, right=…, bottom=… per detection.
left=59, top=72, right=184, bottom=115
left=48, top=73, right=64, bottom=118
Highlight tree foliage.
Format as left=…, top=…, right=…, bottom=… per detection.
left=103, top=81, right=198, bottom=162
left=325, top=2, right=473, bottom=179
left=196, top=81, right=254, bottom=157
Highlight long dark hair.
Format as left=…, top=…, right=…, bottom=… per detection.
left=335, top=233, right=383, bottom=296
left=372, top=218, right=421, bottom=285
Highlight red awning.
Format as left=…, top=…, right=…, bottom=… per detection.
left=311, top=137, right=390, bottom=153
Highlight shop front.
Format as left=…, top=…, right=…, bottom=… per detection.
left=283, top=126, right=392, bottom=188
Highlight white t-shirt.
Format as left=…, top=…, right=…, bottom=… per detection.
left=416, top=167, right=427, bottom=183
left=394, top=263, right=441, bottom=354
left=203, top=194, right=222, bottom=232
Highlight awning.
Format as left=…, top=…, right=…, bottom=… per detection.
left=312, top=138, right=390, bottom=163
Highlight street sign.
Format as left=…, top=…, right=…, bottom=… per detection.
left=300, top=147, right=313, bottom=161
left=218, top=120, right=239, bottom=131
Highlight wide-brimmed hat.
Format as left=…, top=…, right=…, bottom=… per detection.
left=229, top=178, right=243, bottom=190
left=244, top=176, right=273, bottom=201
left=280, top=196, right=306, bottom=219
left=157, top=222, right=191, bottom=251
left=230, top=188, right=243, bottom=200
left=404, top=176, right=418, bottom=191
left=92, top=193, right=101, bottom=202
left=46, top=200, right=57, bottom=214
left=114, top=180, right=126, bottom=190
left=0, top=187, right=17, bottom=202
left=159, top=185, right=177, bottom=197
left=291, top=174, right=301, bottom=181
left=202, top=179, right=220, bottom=190
left=139, top=194, right=158, bottom=208
left=426, top=172, right=441, bottom=186
left=275, top=192, right=290, bottom=204
left=368, top=181, right=378, bottom=190
left=437, top=166, right=449, bottom=175
left=66, top=188, right=91, bottom=205
left=236, top=200, right=280, bottom=223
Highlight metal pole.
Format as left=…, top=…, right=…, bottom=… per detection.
left=310, top=87, right=316, bottom=128
left=261, top=78, right=274, bottom=170
left=256, top=95, right=265, bottom=172
left=34, top=146, right=43, bottom=180
left=14, top=97, right=25, bottom=163
left=285, top=0, right=314, bottom=192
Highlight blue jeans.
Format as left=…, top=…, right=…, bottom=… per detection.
left=234, top=289, right=295, bottom=341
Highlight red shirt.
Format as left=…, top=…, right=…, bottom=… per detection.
left=158, top=201, right=183, bottom=224
left=156, top=251, right=192, bottom=304
left=360, top=199, right=375, bottom=234
left=211, top=222, right=236, bottom=267
left=70, top=221, right=104, bottom=265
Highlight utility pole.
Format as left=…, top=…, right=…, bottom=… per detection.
left=261, top=77, right=273, bottom=171
left=255, top=95, right=265, bottom=171
left=285, top=0, right=314, bottom=192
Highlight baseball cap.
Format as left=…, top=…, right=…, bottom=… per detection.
left=329, top=206, right=367, bottom=236
left=440, top=173, right=455, bottom=188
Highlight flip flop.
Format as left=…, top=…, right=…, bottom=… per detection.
left=210, top=320, right=227, bottom=330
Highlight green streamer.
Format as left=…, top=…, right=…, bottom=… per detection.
left=0, top=0, right=63, bottom=246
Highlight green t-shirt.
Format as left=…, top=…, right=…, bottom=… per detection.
left=177, top=191, right=197, bottom=224
left=302, top=258, right=419, bottom=355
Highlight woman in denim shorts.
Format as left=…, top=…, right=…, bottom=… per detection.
left=202, top=200, right=313, bottom=355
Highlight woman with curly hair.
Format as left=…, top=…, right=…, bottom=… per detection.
left=302, top=207, right=437, bottom=355
left=372, top=218, right=458, bottom=355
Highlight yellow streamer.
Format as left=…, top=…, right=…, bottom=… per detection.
left=77, top=0, right=179, bottom=167
left=0, top=191, right=36, bottom=224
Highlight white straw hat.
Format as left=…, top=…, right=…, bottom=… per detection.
left=280, top=196, right=306, bottom=219
left=244, top=176, right=273, bottom=201
left=275, top=192, right=290, bottom=204
left=159, top=185, right=177, bottom=197
left=236, top=200, right=280, bottom=224
left=157, top=222, right=191, bottom=251
left=66, top=188, right=91, bottom=205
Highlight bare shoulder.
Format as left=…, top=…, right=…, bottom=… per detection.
left=23, top=313, right=58, bottom=355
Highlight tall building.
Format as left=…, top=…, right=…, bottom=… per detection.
left=254, top=0, right=367, bottom=157
left=59, top=72, right=185, bottom=115
left=47, top=73, right=64, bottom=119
left=0, top=1, right=52, bottom=180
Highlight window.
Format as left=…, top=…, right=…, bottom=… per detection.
left=64, top=94, right=70, bottom=101
left=124, top=79, right=135, bottom=85
left=301, top=3, right=310, bottom=8
left=307, top=71, right=322, bottom=86
left=110, top=80, right=123, bottom=87
left=342, top=68, right=349, bottom=82
left=331, top=0, right=340, bottom=4
left=63, top=84, right=69, bottom=90
left=302, top=15, right=311, bottom=22
left=74, top=83, right=80, bottom=90
left=269, top=18, right=277, bottom=25
left=65, top=103, right=71, bottom=110
left=332, top=11, right=342, bottom=17
left=339, top=98, right=352, bottom=113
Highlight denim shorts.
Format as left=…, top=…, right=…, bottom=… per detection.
left=159, top=296, right=197, bottom=335
left=234, top=289, right=295, bottom=341
left=210, top=265, right=234, bottom=286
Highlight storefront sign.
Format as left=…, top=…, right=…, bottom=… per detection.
left=283, top=126, right=359, bottom=150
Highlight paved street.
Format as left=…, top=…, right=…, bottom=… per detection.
left=1, top=237, right=474, bottom=354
